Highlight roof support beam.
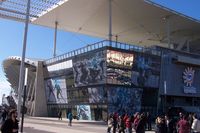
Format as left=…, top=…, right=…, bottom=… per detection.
left=0, top=7, right=38, bottom=18
left=186, top=40, right=190, bottom=52
left=108, top=0, right=112, bottom=46
left=53, top=21, right=58, bottom=57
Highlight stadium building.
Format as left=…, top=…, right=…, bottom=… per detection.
left=2, top=0, right=200, bottom=120
left=3, top=41, right=200, bottom=120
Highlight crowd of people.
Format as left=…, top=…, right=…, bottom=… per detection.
left=107, top=112, right=151, bottom=133
left=155, top=112, right=200, bottom=133
left=107, top=112, right=200, bottom=133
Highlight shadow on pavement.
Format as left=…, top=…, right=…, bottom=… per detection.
left=24, top=126, right=56, bottom=133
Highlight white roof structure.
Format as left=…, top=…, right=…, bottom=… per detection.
left=0, top=0, right=200, bottom=48
left=32, top=0, right=200, bottom=48
left=2, top=56, right=38, bottom=90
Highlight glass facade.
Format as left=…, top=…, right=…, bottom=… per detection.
left=44, top=44, right=162, bottom=120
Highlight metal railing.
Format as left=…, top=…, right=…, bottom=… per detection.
left=44, top=40, right=161, bottom=65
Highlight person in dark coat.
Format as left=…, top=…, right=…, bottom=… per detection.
left=58, top=110, right=62, bottom=120
left=146, top=112, right=152, bottom=131
left=112, top=112, right=118, bottom=133
left=1, top=109, right=19, bottom=133
left=1, top=109, right=7, bottom=123
left=166, top=115, right=177, bottom=133
left=118, top=115, right=125, bottom=133
left=136, top=113, right=146, bottom=133
left=156, top=116, right=167, bottom=133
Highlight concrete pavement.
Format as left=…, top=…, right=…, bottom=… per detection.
left=22, top=117, right=155, bottom=133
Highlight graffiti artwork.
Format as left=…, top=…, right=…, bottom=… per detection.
left=45, top=78, right=67, bottom=103
left=73, top=51, right=106, bottom=87
left=77, top=105, right=91, bottom=120
left=107, top=50, right=134, bottom=69
left=107, top=87, right=142, bottom=115
left=107, top=68, right=132, bottom=85
left=88, top=87, right=107, bottom=103
left=132, top=54, right=160, bottom=88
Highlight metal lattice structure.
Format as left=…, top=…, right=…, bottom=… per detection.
left=0, top=0, right=68, bottom=22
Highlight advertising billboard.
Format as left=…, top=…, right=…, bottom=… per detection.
left=77, top=105, right=92, bottom=120
left=107, top=68, right=132, bottom=85
left=107, top=50, right=134, bottom=69
left=73, top=51, right=106, bottom=87
left=45, top=78, right=67, bottom=104
left=131, top=53, right=160, bottom=88
left=88, top=87, right=107, bottom=103
left=108, top=87, right=143, bottom=115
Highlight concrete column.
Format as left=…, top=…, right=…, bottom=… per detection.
left=186, top=40, right=190, bottom=52
left=33, top=61, right=47, bottom=116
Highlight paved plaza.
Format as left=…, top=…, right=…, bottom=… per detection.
left=22, top=117, right=155, bottom=133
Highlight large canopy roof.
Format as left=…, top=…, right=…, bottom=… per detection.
left=0, top=0, right=200, bottom=48
left=32, top=0, right=200, bottom=47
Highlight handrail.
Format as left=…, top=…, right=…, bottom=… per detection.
left=44, top=40, right=161, bottom=65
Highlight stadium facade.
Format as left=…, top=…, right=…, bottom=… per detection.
left=3, top=40, right=200, bottom=120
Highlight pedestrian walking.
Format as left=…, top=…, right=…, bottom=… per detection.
left=191, top=114, right=200, bottom=133
left=125, top=116, right=132, bottom=133
left=58, top=110, right=62, bottom=120
left=177, top=115, right=190, bottom=133
left=165, top=115, right=176, bottom=133
left=68, top=112, right=73, bottom=126
left=135, top=113, right=146, bottom=133
left=156, top=116, right=167, bottom=133
left=146, top=112, right=152, bottom=131
left=1, top=109, right=7, bottom=123
left=118, top=115, right=125, bottom=133
left=107, top=114, right=113, bottom=133
left=112, top=112, right=118, bottom=133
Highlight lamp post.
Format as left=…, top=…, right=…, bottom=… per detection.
left=17, top=0, right=31, bottom=119
left=20, top=68, right=28, bottom=133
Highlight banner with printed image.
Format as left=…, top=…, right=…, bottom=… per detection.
left=45, top=78, right=67, bottom=104
left=77, top=105, right=91, bottom=120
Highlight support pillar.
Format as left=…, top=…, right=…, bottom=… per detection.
left=166, top=17, right=171, bottom=49
left=186, top=40, right=190, bottom=52
left=33, top=61, right=47, bottom=116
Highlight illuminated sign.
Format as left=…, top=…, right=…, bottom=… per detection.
left=107, top=50, right=134, bottom=68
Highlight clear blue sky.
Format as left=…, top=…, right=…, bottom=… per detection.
left=0, top=0, right=199, bottom=102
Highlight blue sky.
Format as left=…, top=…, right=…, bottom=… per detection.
left=0, top=0, right=200, bottom=102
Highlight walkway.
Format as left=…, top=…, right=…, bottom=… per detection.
left=22, top=117, right=154, bottom=133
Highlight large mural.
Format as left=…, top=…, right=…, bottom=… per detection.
left=77, top=105, right=92, bottom=120
left=73, top=51, right=106, bottom=87
left=107, top=50, right=134, bottom=69
left=45, top=78, right=67, bottom=104
left=132, top=54, right=160, bottom=88
left=107, top=87, right=143, bottom=115
left=88, top=87, right=107, bottom=103
left=107, top=68, right=132, bottom=85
